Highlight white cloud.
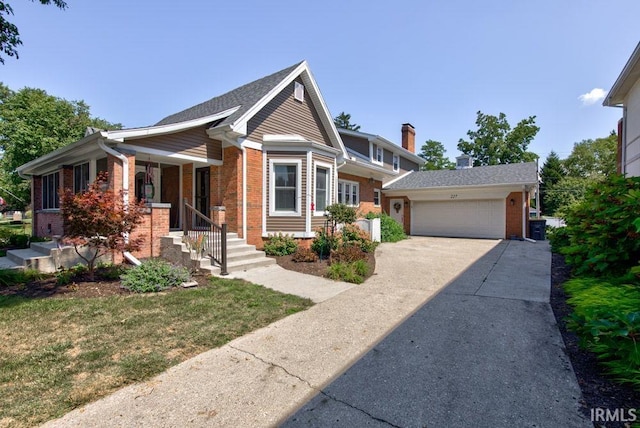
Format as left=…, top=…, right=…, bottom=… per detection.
left=578, top=88, right=606, bottom=106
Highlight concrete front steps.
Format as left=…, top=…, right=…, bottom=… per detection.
left=160, top=232, right=275, bottom=276
left=4, top=241, right=101, bottom=273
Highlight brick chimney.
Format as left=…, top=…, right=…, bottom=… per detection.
left=401, top=123, right=415, bottom=153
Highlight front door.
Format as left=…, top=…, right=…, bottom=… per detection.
left=390, top=198, right=405, bottom=230
left=195, top=167, right=210, bottom=220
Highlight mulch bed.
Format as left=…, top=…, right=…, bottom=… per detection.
left=550, top=253, right=640, bottom=426
left=0, top=271, right=212, bottom=300
left=270, top=251, right=376, bottom=281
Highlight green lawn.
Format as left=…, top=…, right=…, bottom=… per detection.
left=0, top=277, right=313, bottom=427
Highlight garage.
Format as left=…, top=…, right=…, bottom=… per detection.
left=383, top=162, right=540, bottom=240
left=412, top=199, right=505, bottom=239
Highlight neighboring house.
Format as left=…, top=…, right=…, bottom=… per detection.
left=382, top=162, right=539, bottom=239
left=603, top=41, right=640, bottom=177
left=337, top=124, right=424, bottom=216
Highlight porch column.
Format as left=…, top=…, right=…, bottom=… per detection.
left=211, top=206, right=225, bottom=225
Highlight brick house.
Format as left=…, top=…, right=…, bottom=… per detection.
left=17, top=61, right=424, bottom=258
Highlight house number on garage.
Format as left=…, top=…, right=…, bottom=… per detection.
left=450, top=194, right=458, bottom=199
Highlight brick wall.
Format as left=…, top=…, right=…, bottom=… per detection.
left=221, top=147, right=243, bottom=238
left=245, top=148, right=263, bottom=247
left=113, top=205, right=170, bottom=263
left=182, top=163, right=193, bottom=205
left=505, top=191, right=530, bottom=239
left=35, top=212, right=64, bottom=237
left=337, top=172, right=383, bottom=216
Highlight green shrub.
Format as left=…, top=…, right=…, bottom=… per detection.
left=330, top=243, right=367, bottom=264
left=0, top=228, right=14, bottom=247
left=311, top=228, right=337, bottom=258
left=120, top=259, right=190, bottom=293
left=339, top=224, right=377, bottom=253
left=29, top=235, right=49, bottom=243
left=55, top=264, right=89, bottom=286
left=291, top=247, right=318, bottom=263
left=326, top=203, right=357, bottom=225
left=263, top=233, right=298, bottom=256
left=8, top=234, right=29, bottom=248
left=547, top=226, right=570, bottom=253
left=565, top=276, right=640, bottom=389
left=326, top=261, right=368, bottom=284
left=560, top=174, right=640, bottom=276
left=0, top=268, right=44, bottom=287
left=365, top=212, right=406, bottom=242
left=97, top=263, right=128, bottom=280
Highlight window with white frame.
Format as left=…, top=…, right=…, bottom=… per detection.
left=270, top=160, right=301, bottom=215
left=42, top=172, right=60, bottom=209
left=294, top=81, right=305, bottom=102
left=73, top=162, right=90, bottom=193
left=373, top=188, right=381, bottom=207
left=315, top=164, right=331, bottom=213
left=392, top=154, right=400, bottom=172
left=338, top=179, right=359, bottom=207
left=372, top=144, right=383, bottom=164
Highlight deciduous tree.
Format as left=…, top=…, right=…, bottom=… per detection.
left=0, top=83, right=121, bottom=208
left=419, top=140, right=455, bottom=170
left=60, top=173, right=145, bottom=280
left=457, top=111, right=539, bottom=166
left=563, top=133, right=617, bottom=178
left=1, top=0, right=67, bottom=64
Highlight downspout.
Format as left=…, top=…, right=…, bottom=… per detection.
left=98, top=139, right=141, bottom=266
left=521, top=186, right=527, bottom=239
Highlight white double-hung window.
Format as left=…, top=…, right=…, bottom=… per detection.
left=337, top=179, right=359, bottom=207
left=371, top=143, right=383, bottom=165
left=270, top=159, right=302, bottom=216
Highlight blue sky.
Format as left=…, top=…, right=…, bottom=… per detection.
left=2, top=1, right=639, bottom=163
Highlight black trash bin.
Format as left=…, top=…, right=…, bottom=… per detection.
left=529, top=219, right=546, bottom=240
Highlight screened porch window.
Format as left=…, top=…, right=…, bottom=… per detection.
left=42, top=172, right=60, bottom=209
left=73, top=162, right=90, bottom=193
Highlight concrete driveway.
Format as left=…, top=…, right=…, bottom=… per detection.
left=43, top=237, right=588, bottom=427
left=283, top=239, right=590, bottom=427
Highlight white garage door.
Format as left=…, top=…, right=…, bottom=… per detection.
left=412, top=200, right=505, bottom=239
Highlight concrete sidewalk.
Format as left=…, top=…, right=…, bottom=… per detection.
left=43, top=237, right=502, bottom=427
left=283, top=240, right=591, bottom=427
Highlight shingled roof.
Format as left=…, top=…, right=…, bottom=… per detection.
left=155, top=61, right=304, bottom=127
left=385, top=162, right=538, bottom=190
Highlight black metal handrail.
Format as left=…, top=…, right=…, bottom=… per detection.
left=183, top=200, right=228, bottom=275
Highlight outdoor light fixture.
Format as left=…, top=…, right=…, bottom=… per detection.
left=510, top=198, right=515, bottom=206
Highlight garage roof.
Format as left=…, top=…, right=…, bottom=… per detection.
left=384, top=162, right=538, bottom=190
